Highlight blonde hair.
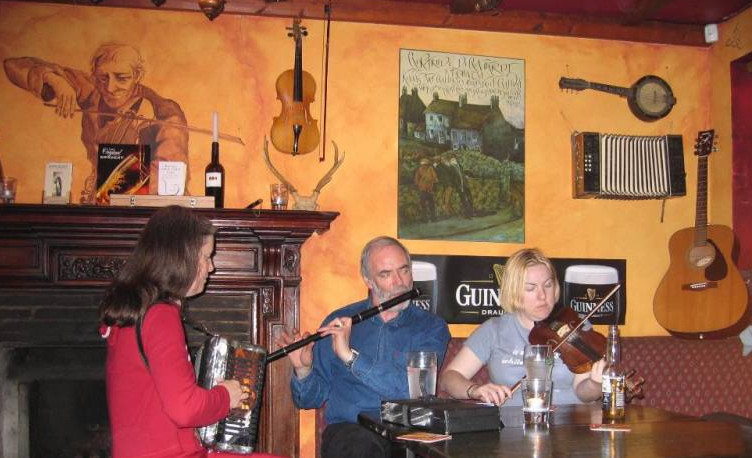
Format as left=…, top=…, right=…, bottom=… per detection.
left=499, top=248, right=560, bottom=313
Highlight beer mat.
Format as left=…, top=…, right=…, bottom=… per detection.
left=590, top=423, right=631, bottom=432
left=396, top=431, right=452, bottom=443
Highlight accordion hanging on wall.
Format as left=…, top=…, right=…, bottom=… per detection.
left=572, top=132, right=686, bottom=199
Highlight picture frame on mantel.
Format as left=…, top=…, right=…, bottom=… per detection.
left=43, top=162, right=72, bottom=205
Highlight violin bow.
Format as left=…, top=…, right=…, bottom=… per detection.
left=509, top=283, right=621, bottom=394
left=318, top=0, right=332, bottom=162
left=42, top=103, right=246, bottom=146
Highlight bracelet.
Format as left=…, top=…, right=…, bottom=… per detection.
left=466, top=383, right=479, bottom=399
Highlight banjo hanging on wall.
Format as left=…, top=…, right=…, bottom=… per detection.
left=559, top=75, right=677, bottom=121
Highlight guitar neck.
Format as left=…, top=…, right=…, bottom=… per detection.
left=694, top=155, right=708, bottom=245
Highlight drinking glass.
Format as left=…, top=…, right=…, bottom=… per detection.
left=524, top=344, right=554, bottom=381
left=270, top=183, right=289, bottom=210
left=520, top=378, right=553, bottom=425
left=0, top=177, right=17, bottom=204
left=406, top=351, right=437, bottom=399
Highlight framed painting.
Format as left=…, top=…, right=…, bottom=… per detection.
left=398, top=49, right=525, bottom=242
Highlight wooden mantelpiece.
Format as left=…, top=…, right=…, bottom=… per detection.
left=0, top=204, right=338, bottom=458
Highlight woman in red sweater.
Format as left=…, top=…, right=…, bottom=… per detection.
left=99, top=206, right=280, bottom=458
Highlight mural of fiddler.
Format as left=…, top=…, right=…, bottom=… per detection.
left=3, top=42, right=189, bottom=203
left=398, top=49, right=525, bottom=242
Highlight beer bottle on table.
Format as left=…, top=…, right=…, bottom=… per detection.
left=601, top=324, right=626, bottom=421
left=205, top=141, right=224, bottom=208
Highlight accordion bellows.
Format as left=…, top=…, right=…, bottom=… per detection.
left=194, top=336, right=267, bottom=454
left=572, top=132, right=686, bottom=199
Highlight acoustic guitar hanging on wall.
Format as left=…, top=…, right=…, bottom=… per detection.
left=653, top=130, right=750, bottom=339
left=559, top=75, right=676, bottom=122
left=270, top=18, right=320, bottom=156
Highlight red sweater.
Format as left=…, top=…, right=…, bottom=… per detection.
left=104, top=303, right=230, bottom=458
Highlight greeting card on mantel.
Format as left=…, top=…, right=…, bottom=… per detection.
left=43, top=162, right=73, bottom=204
left=158, top=161, right=187, bottom=196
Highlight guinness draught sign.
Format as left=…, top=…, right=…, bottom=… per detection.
left=412, top=255, right=626, bottom=325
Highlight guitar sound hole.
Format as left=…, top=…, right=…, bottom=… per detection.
left=688, top=245, right=716, bottom=268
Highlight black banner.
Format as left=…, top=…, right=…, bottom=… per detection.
left=412, top=254, right=626, bottom=325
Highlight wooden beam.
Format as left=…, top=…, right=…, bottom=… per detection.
left=11, top=0, right=707, bottom=46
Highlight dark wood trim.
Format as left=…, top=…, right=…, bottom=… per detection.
left=9, top=0, right=708, bottom=46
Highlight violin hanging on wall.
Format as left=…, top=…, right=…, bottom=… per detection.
left=270, top=18, right=321, bottom=156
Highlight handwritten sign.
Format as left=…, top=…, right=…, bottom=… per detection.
left=400, top=49, right=524, bottom=129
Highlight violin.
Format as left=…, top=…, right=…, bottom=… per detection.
left=528, top=300, right=645, bottom=401
left=529, top=305, right=606, bottom=374
left=270, top=18, right=320, bottom=156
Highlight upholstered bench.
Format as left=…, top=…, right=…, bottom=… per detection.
left=314, top=335, right=752, bottom=456
left=437, top=335, right=752, bottom=419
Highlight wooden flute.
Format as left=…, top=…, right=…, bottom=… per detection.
left=266, top=287, right=421, bottom=363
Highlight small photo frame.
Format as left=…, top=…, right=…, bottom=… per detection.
left=43, top=162, right=72, bottom=204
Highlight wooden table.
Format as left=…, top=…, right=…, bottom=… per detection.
left=359, top=404, right=752, bottom=458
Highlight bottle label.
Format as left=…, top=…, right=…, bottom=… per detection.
left=602, top=375, right=625, bottom=411
left=206, top=172, right=222, bottom=188
left=602, top=375, right=612, bottom=393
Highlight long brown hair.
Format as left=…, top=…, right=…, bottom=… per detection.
left=99, top=206, right=215, bottom=327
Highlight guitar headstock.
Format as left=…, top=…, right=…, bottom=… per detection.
left=694, top=129, right=716, bottom=157
left=559, top=77, right=590, bottom=92
left=287, top=17, right=308, bottom=40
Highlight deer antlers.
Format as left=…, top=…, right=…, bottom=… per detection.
left=263, top=137, right=345, bottom=211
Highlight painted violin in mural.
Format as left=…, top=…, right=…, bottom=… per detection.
left=270, top=18, right=320, bottom=155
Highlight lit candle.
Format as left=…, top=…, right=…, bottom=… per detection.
left=527, top=396, right=545, bottom=410
left=212, top=111, right=218, bottom=143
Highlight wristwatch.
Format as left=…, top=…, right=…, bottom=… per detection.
left=344, top=348, right=359, bottom=369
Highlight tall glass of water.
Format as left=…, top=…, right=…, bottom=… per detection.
left=524, top=344, right=553, bottom=381
left=407, top=351, right=437, bottom=399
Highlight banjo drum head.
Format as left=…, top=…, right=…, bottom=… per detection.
left=631, top=75, right=676, bottom=120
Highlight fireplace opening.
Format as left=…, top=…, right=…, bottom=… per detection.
left=29, top=380, right=109, bottom=458
left=1, top=347, right=109, bottom=458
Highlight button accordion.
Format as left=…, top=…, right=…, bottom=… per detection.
left=572, top=132, right=686, bottom=199
left=194, top=336, right=267, bottom=454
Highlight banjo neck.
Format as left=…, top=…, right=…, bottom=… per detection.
left=585, top=81, right=631, bottom=98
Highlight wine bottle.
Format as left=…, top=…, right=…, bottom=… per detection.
left=601, top=324, right=626, bottom=421
left=205, top=141, right=224, bottom=208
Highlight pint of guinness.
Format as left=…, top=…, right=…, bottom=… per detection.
left=563, top=265, right=621, bottom=324
left=412, top=261, right=438, bottom=314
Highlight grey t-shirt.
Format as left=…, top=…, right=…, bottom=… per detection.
left=465, top=313, right=582, bottom=406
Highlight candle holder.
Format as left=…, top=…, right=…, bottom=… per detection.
left=270, top=183, right=289, bottom=210
left=0, top=177, right=17, bottom=204
left=520, top=379, right=552, bottom=426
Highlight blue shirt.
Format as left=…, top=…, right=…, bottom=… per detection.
left=291, top=298, right=450, bottom=424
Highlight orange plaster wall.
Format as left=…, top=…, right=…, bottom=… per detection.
left=0, top=3, right=743, bottom=456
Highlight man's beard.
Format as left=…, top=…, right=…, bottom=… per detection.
left=372, top=283, right=412, bottom=309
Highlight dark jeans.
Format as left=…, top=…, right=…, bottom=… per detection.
left=321, top=422, right=392, bottom=458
